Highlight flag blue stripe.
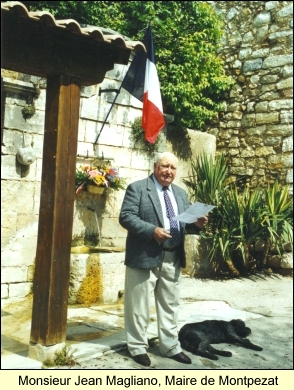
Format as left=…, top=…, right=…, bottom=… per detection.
left=143, top=26, right=155, bottom=64
left=121, top=26, right=156, bottom=102
left=121, top=51, right=146, bottom=102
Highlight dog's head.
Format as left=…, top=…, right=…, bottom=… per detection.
left=230, top=319, right=251, bottom=337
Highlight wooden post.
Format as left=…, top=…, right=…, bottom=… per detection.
left=30, top=75, right=80, bottom=345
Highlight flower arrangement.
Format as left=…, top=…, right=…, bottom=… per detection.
left=75, top=164, right=126, bottom=194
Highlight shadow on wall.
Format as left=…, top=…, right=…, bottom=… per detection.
left=72, top=191, right=107, bottom=246
left=166, top=125, right=192, bottom=161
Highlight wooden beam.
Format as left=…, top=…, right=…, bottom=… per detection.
left=30, top=75, right=80, bottom=345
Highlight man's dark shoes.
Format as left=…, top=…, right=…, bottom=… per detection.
left=170, top=352, right=191, bottom=364
left=133, top=353, right=151, bottom=367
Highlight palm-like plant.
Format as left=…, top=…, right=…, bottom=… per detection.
left=184, top=154, right=293, bottom=277
left=260, top=181, right=293, bottom=267
left=216, top=185, right=266, bottom=275
left=183, top=152, right=228, bottom=206
left=184, top=153, right=240, bottom=274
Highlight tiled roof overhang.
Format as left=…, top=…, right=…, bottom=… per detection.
left=1, top=1, right=146, bottom=85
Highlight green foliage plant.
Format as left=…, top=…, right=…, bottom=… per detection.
left=131, top=116, right=161, bottom=154
left=184, top=153, right=293, bottom=277
left=24, top=1, right=233, bottom=130
left=260, top=181, right=293, bottom=267
left=21, top=83, right=41, bottom=120
left=22, top=104, right=36, bottom=119
left=43, top=345, right=79, bottom=368
left=183, top=152, right=228, bottom=206
left=215, top=185, right=266, bottom=275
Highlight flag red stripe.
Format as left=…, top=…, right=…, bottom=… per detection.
left=143, top=92, right=165, bottom=143
left=121, top=26, right=164, bottom=144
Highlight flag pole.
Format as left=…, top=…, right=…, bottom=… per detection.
left=94, top=84, right=123, bottom=145
left=94, top=26, right=148, bottom=145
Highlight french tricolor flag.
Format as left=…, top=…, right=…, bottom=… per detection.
left=121, top=26, right=165, bottom=144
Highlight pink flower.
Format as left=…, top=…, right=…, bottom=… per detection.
left=88, top=169, right=99, bottom=178
left=109, top=168, right=118, bottom=176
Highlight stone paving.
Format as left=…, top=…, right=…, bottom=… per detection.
left=1, top=273, right=293, bottom=370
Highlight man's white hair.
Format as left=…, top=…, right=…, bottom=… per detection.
left=154, top=152, right=178, bottom=166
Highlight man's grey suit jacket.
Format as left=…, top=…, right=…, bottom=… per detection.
left=119, top=174, right=199, bottom=269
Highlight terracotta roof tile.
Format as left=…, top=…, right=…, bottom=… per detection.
left=1, top=1, right=146, bottom=53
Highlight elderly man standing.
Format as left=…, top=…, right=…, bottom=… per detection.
left=119, top=151, right=208, bottom=366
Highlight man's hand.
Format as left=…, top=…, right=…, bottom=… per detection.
left=153, top=227, right=172, bottom=244
left=194, top=216, right=208, bottom=229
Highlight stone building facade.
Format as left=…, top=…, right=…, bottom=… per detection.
left=1, top=1, right=293, bottom=303
left=207, top=1, right=293, bottom=191
left=1, top=66, right=215, bottom=303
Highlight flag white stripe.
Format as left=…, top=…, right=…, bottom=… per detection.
left=144, top=59, right=163, bottom=113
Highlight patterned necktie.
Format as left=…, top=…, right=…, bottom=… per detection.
left=162, top=186, right=181, bottom=246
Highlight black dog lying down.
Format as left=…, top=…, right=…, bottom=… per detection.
left=178, top=319, right=263, bottom=360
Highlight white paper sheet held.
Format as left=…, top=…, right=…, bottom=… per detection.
left=175, top=202, right=215, bottom=223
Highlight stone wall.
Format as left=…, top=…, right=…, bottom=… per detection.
left=1, top=65, right=149, bottom=302
left=2, top=0, right=292, bottom=303
left=69, top=251, right=126, bottom=305
left=206, top=1, right=293, bottom=192
left=1, top=66, right=215, bottom=303
left=1, top=76, right=44, bottom=301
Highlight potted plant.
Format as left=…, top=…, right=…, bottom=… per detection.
left=75, top=164, right=126, bottom=195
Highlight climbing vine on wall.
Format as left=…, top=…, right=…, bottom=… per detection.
left=131, top=116, right=162, bottom=154
left=21, top=83, right=40, bottom=120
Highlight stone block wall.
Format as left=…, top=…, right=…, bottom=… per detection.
left=72, top=63, right=166, bottom=248
left=1, top=66, right=215, bottom=303
left=69, top=251, right=126, bottom=305
left=1, top=76, right=43, bottom=301
left=2, top=0, right=292, bottom=303
left=207, top=1, right=293, bottom=192
left=1, top=64, right=153, bottom=302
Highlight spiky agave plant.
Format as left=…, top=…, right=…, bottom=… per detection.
left=260, top=180, right=293, bottom=267
left=183, top=153, right=241, bottom=275
left=215, top=185, right=266, bottom=275
left=183, top=152, right=228, bottom=206
left=200, top=182, right=292, bottom=276
left=184, top=153, right=293, bottom=276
